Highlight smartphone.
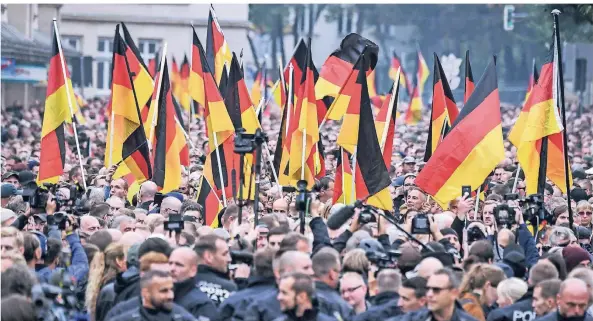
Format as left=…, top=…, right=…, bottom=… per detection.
left=461, top=185, right=472, bottom=197
left=154, top=192, right=164, bottom=207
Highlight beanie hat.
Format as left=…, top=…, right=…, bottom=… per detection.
left=562, top=246, right=591, bottom=272
left=440, top=228, right=458, bottom=237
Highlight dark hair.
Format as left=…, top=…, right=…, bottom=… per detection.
left=87, top=230, right=113, bottom=252
left=180, top=232, right=196, bottom=247
left=68, top=166, right=81, bottom=180
left=140, top=269, right=171, bottom=289
left=45, top=238, right=62, bottom=265
left=194, top=234, right=224, bottom=258
left=544, top=183, right=554, bottom=196
left=83, top=243, right=100, bottom=266
left=138, top=237, right=172, bottom=259
left=282, top=272, right=315, bottom=300
left=313, top=176, right=334, bottom=192
left=89, top=202, right=110, bottom=219
left=312, top=247, right=340, bottom=278
left=1, top=295, right=36, bottom=321
left=279, top=232, right=308, bottom=250
left=401, top=276, right=428, bottom=298
left=540, top=252, right=568, bottom=280
left=180, top=200, right=203, bottom=216
left=535, top=279, right=562, bottom=299
left=254, top=248, right=276, bottom=278
left=1, top=266, right=36, bottom=297
left=267, top=226, right=289, bottom=241
left=468, top=240, right=494, bottom=263
left=434, top=267, right=461, bottom=289
left=22, top=232, right=40, bottom=263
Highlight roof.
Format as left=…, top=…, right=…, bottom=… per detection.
left=1, top=22, right=80, bottom=65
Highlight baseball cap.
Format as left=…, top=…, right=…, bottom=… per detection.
left=392, top=176, right=405, bottom=187
left=2, top=172, right=19, bottom=181
left=402, top=156, right=416, bottom=164
left=0, top=183, right=22, bottom=198
left=17, top=171, right=35, bottom=185
left=0, top=208, right=17, bottom=225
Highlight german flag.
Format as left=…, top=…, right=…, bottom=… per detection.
left=287, top=43, right=320, bottom=188
left=38, top=26, right=77, bottom=184
left=315, top=33, right=379, bottom=100
left=151, top=59, right=189, bottom=192
left=272, top=88, right=289, bottom=183
left=508, top=62, right=540, bottom=149
left=524, top=60, right=539, bottom=107
left=464, top=50, right=475, bottom=104
left=74, top=93, right=87, bottom=126
left=404, top=83, right=422, bottom=125
left=105, top=24, right=152, bottom=182
left=276, top=68, right=296, bottom=186
left=120, top=23, right=155, bottom=124
left=389, top=51, right=411, bottom=91
left=510, top=32, right=571, bottom=195
left=416, top=58, right=504, bottom=205
left=424, top=54, right=459, bottom=162
left=174, top=54, right=191, bottom=112
left=197, top=166, right=223, bottom=227
left=335, top=56, right=392, bottom=210
left=375, top=79, right=400, bottom=169
left=416, top=50, right=430, bottom=96
left=251, top=67, right=264, bottom=106
left=325, top=50, right=369, bottom=122
left=206, top=6, right=232, bottom=85
left=148, top=53, right=158, bottom=78
left=332, top=149, right=353, bottom=205
left=269, top=39, right=308, bottom=112
left=218, top=63, right=229, bottom=97
left=189, top=27, right=206, bottom=109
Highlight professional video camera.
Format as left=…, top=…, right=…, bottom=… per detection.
left=466, top=225, right=486, bottom=244
left=22, top=182, right=82, bottom=213
left=234, top=127, right=267, bottom=155
left=411, top=212, right=431, bottom=234
left=366, top=249, right=400, bottom=270
left=494, top=203, right=516, bottom=229
left=504, top=193, right=551, bottom=225
left=230, top=250, right=254, bottom=266
left=32, top=270, right=83, bottom=321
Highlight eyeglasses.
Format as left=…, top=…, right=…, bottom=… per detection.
left=340, top=285, right=363, bottom=295
left=578, top=211, right=592, bottom=217
left=426, top=286, right=452, bottom=294
left=517, top=186, right=526, bottom=190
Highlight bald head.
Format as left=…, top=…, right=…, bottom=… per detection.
left=107, top=229, right=123, bottom=243
left=139, top=181, right=158, bottom=203
left=160, top=197, right=182, bottom=218
left=417, top=257, right=444, bottom=279
left=196, top=226, right=214, bottom=237
left=558, top=278, right=589, bottom=317
left=80, top=215, right=101, bottom=236
left=497, top=229, right=516, bottom=248
left=272, top=198, right=288, bottom=214
left=276, top=250, right=314, bottom=277
left=169, top=247, right=198, bottom=282
left=119, top=232, right=145, bottom=246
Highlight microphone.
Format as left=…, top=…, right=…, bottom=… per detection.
left=282, top=186, right=297, bottom=193
left=326, top=205, right=356, bottom=230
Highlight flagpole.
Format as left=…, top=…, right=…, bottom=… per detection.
left=188, top=24, right=194, bottom=149
left=109, top=110, right=115, bottom=166
left=552, top=9, right=573, bottom=230
left=351, top=147, right=357, bottom=204
left=341, top=147, right=346, bottom=205
left=262, top=142, right=282, bottom=198
left=211, top=134, right=228, bottom=207
left=174, top=116, right=196, bottom=149
left=439, top=115, right=449, bottom=143
left=260, top=39, right=305, bottom=111
left=52, top=19, right=87, bottom=191
left=473, top=185, right=481, bottom=216
left=149, top=42, right=168, bottom=148
left=380, top=73, right=400, bottom=152
left=511, top=164, right=522, bottom=193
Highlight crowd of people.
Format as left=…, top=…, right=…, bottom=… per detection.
left=1, top=93, right=593, bottom=321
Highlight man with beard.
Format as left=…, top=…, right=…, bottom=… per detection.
left=275, top=272, right=336, bottom=321
left=107, top=270, right=196, bottom=321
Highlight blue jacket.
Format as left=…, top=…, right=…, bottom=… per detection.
left=516, top=224, right=539, bottom=268
left=36, top=232, right=89, bottom=283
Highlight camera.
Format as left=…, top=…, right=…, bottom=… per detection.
left=295, top=180, right=312, bottom=213
left=230, top=250, right=254, bottom=265
left=32, top=270, right=82, bottom=321
left=234, top=127, right=268, bottom=155
left=494, top=203, right=516, bottom=228
left=22, top=183, right=52, bottom=209
left=164, top=214, right=184, bottom=233
left=366, top=249, right=400, bottom=270
left=358, top=205, right=380, bottom=225
left=467, top=225, right=486, bottom=244
left=411, top=213, right=431, bottom=234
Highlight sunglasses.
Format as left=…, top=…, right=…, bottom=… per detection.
left=340, top=285, right=363, bottom=295
left=578, top=211, right=592, bottom=217
left=427, top=286, right=452, bottom=294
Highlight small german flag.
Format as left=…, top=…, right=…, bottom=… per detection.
left=175, top=54, right=191, bottom=112
left=332, top=149, right=353, bottom=205
left=464, top=50, right=475, bottom=104
left=424, top=54, right=459, bottom=162
left=416, top=58, right=504, bottom=205
left=189, top=27, right=206, bottom=109
left=389, top=51, right=411, bottom=91
left=197, top=166, right=223, bottom=227
left=151, top=59, right=189, bottom=193
left=375, top=80, right=400, bottom=169
left=38, top=25, right=77, bottom=184
left=315, top=33, right=378, bottom=100
left=416, top=50, right=430, bottom=96
left=405, top=83, right=422, bottom=125
left=206, top=6, right=232, bottom=85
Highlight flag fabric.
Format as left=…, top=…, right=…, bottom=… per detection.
left=206, top=6, right=232, bottom=85
left=424, top=54, right=459, bottom=162
left=269, top=39, right=308, bottom=113
left=325, top=50, right=370, bottom=122
left=277, top=68, right=296, bottom=186
left=73, top=93, right=87, bottom=125
left=335, top=53, right=393, bottom=211
left=189, top=27, right=206, bottom=109
left=175, top=55, right=191, bottom=112
left=315, top=33, right=379, bottom=100
left=148, top=53, right=158, bottom=78
left=508, top=62, right=540, bottom=148
left=416, top=50, right=430, bottom=96
left=218, top=64, right=229, bottom=98
left=332, top=149, right=353, bottom=205
left=375, top=80, right=400, bottom=169
left=404, top=83, right=422, bottom=125
left=251, top=68, right=264, bottom=107
left=38, top=26, right=77, bottom=184
left=389, top=51, right=411, bottom=90
left=105, top=24, right=152, bottom=183
left=416, top=58, right=504, bottom=205
left=151, top=59, right=189, bottom=193
left=464, top=50, right=475, bottom=104
left=197, top=167, right=223, bottom=227
left=509, top=31, right=571, bottom=195
left=523, top=60, right=540, bottom=107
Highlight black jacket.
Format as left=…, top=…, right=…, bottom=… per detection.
left=195, top=265, right=237, bottom=306
left=106, top=303, right=197, bottom=321
left=314, top=281, right=354, bottom=320
left=244, top=290, right=283, bottom=321
left=113, top=267, right=141, bottom=306
left=272, top=306, right=338, bottom=321
left=96, top=280, right=117, bottom=321
left=354, top=291, right=402, bottom=321
left=174, top=276, right=218, bottom=320
left=535, top=311, right=593, bottom=321
left=487, top=290, right=534, bottom=321
left=218, top=275, right=277, bottom=321
left=391, top=307, right=478, bottom=321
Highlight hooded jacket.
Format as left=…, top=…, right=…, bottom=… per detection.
left=113, top=266, right=141, bottom=306
left=195, top=265, right=237, bottom=306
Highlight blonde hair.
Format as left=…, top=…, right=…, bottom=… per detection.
left=139, top=251, right=169, bottom=272
left=497, top=277, right=528, bottom=304
left=576, top=200, right=592, bottom=213
left=0, top=227, right=24, bottom=249
left=342, top=248, right=370, bottom=275
left=85, top=243, right=126, bottom=321
left=460, top=264, right=506, bottom=301
left=146, top=215, right=166, bottom=233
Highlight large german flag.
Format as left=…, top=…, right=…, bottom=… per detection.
left=332, top=149, right=353, bottom=205
left=197, top=165, right=223, bottom=227
left=315, top=33, right=378, bottom=100
left=389, top=51, right=411, bottom=91
left=151, top=59, right=189, bottom=193
left=510, top=33, right=571, bottom=195
left=105, top=24, right=152, bottom=182
left=375, top=77, right=400, bottom=169
left=175, top=54, right=191, bottom=112
left=416, top=58, right=504, bottom=205
left=38, top=26, right=77, bottom=184
left=268, top=39, right=308, bottom=112
left=335, top=57, right=392, bottom=210
left=189, top=27, right=206, bottom=109
left=416, top=50, right=430, bottom=96
left=120, top=23, right=154, bottom=124
left=523, top=60, right=539, bottom=107
left=508, top=62, right=540, bottom=148
left=424, top=54, right=459, bottom=162
left=206, top=6, right=232, bottom=85
left=277, top=68, right=296, bottom=186
left=404, top=83, right=422, bottom=125
left=464, top=50, right=475, bottom=104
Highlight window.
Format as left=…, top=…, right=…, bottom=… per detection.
left=138, top=38, right=161, bottom=62
left=95, top=37, right=113, bottom=92
left=62, top=35, right=82, bottom=52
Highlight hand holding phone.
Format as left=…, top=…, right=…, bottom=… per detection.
left=461, top=185, right=471, bottom=198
